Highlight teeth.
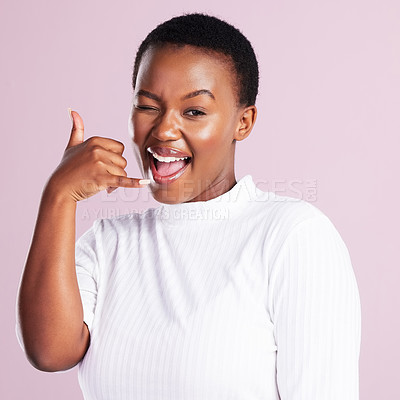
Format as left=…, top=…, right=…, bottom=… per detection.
left=150, top=152, right=190, bottom=163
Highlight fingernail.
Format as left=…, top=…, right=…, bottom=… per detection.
left=139, top=179, right=151, bottom=185
left=68, top=107, right=73, bottom=123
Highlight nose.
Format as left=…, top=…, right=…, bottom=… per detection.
left=151, top=110, right=182, bottom=142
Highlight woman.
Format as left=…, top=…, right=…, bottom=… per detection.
left=17, top=13, right=361, bottom=399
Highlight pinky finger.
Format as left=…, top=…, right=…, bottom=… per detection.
left=107, top=175, right=151, bottom=189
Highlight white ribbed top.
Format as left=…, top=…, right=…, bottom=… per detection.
left=72, top=175, right=361, bottom=399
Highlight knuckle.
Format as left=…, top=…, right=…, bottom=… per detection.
left=120, top=156, right=128, bottom=168
left=90, top=145, right=103, bottom=159
left=114, top=175, right=124, bottom=186
left=86, top=136, right=99, bottom=145
left=115, top=140, right=124, bottom=152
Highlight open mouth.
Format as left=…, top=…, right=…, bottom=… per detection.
left=147, top=147, right=192, bottom=184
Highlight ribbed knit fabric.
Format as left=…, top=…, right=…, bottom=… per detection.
left=60, top=175, right=361, bottom=398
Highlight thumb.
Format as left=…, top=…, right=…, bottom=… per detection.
left=66, top=108, right=85, bottom=148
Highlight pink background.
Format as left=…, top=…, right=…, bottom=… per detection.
left=1, top=0, right=399, bottom=398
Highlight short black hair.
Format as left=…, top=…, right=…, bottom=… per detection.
left=132, top=13, right=259, bottom=107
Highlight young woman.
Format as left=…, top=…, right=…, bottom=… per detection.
left=17, top=13, right=361, bottom=400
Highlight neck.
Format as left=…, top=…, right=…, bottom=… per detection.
left=186, top=173, right=237, bottom=203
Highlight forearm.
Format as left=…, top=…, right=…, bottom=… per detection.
left=17, top=184, right=89, bottom=371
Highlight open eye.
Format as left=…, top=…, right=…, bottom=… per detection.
left=184, top=109, right=206, bottom=117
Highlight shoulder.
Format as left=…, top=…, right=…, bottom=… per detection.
left=255, top=194, right=351, bottom=272
left=250, top=182, right=327, bottom=234
left=246, top=180, right=347, bottom=259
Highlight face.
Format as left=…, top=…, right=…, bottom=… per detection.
left=129, top=44, right=256, bottom=204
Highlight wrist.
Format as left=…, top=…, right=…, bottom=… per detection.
left=42, top=179, right=77, bottom=208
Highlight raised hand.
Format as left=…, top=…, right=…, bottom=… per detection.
left=46, top=109, right=149, bottom=203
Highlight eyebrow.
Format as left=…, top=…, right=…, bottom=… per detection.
left=135, top=90, right=161, bottom=102
left=182, top=89, right=215, bottom=101
left=135, top=89, right=215, bottom=102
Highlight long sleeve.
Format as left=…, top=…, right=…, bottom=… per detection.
left=269, top=214, right=361, bottom=400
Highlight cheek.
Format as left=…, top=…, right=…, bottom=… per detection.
left=189, top=116, right=235, bottom=155
left=132, top=115, right=148, bottom=147
left=130, top=117, right=150, bottom=170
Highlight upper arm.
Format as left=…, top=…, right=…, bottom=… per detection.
left=270, top=215, right=361, bottom=399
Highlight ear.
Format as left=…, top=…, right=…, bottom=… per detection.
left=234, top=105, right=257, bottom=142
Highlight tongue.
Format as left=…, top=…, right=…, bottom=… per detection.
left=157, top=160, right=187, bottom=176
